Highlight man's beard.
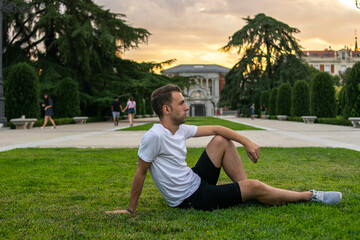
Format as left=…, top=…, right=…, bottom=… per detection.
left=171, top=115, right=186, bottom=126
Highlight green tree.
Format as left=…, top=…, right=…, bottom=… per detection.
left=276, top=83, right=292, bottom=115
left=55, top=78, right=80, bottom=117
left=310, top=72, right=337, bottom=118
left=3, top=0, right=151, bottom=116
left=220, top=13, right=303, bottom=108
left=4, top=62, right=40, bottom=119
left=292, top=80, right=310, bottom=116
left=273, top=55, right=312, bottom=86
left=268, top=88, right=278, bottom=115
left=343, top=62, right=360, bottom=117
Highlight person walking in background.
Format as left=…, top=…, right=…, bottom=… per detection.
left=250, top=103, right=255, bottom=120
left=111, top=96, right=122, bottom=126
left=41, top=93, right=56, bottom=129
left=261, top=104, right=267, bottom=119
left=122, top=96, right=136, bottom=127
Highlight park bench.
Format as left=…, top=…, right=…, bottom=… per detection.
left=302, top=116, right=317, bottom=124
left=264, top=115, right=270, bottom=119
left=73, top=116, right=88, bottom=124
left=348, top=117, right=360, bottom=128
left=277, top=115, right=287, bottom=121
left=10, top=116, right=38, bottom=129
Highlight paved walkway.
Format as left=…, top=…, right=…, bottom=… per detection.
left=0, top=116, right=359, bottom=152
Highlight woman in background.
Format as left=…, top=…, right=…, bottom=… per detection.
left=41, top=93, right=56, bottom=129
left=122, top=96, right=136, bottom=127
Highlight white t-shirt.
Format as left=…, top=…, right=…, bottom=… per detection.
left=138, top=123, right=201, bottom=207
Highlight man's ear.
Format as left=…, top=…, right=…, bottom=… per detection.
left=162, top=105, right=171, bottom=115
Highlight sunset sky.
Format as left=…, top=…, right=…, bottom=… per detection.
left=94, top=0, right=360, bottom=69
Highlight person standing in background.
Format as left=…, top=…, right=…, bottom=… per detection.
left=250, top=103, right=255, bottom=120
left=41, top=93, right=56, bottom=129
left=111, top=96, right=122, bottom=126
left=122, top=96, right=136, bottom=127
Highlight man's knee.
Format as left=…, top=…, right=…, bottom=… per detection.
left=210, top=135, right=233, bottom=149
left=238, top=179, right=267, bottom=200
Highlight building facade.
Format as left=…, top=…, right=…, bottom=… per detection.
left=161, top=64, right=230, bottom=116
left=303, top=49, right=360, bottom=76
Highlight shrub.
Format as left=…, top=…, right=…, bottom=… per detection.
left=337, top=85, right=346, bottom=115
left=343, top=62, right=360, bottom=117
left=276, top=83, right=292, bottom=115
left=260, top=90, right=270, bottom=113
left=310, top=72, right=337, bottom=118
left=55, top=78, right=80, bottom=117
left=4, top=62, right=40, bottom=119
left=292, top=80, right=310, bottom=116
left=268, top=88, right=278, bottom=115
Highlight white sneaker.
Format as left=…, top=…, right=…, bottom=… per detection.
left=40, top=127, right=44, bottom=129
left=310, top=190, right=342, bottom=205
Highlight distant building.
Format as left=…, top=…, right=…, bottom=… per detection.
left=303, top=36, right=360, bottom=76
left=161, top=64, right=230, bottom=116
left=303, top=49, right=360, bottom=76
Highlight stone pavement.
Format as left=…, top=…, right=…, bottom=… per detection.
left=0, top=116, right=360, bottom=152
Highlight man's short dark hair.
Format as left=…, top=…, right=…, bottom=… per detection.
left=151, top=84, right=182, bottom=118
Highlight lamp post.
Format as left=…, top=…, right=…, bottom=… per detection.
left=0, top=0, right=30, bottom=127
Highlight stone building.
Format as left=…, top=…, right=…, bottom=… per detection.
left=303, top=49, right=360, bottom=76
left=303, top=37, right=360, bottom=76
left=161, top=64, right=230, bottom=116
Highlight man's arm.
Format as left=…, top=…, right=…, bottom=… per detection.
left=106, top=157, right=151, bottom=214
left=194, top=125, right=260, bottom=163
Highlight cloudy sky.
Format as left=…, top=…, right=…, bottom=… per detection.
left=94, top=0, right=360, bottom=69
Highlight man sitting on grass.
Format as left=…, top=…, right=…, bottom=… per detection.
left=106, top=84, right=342, bottom=214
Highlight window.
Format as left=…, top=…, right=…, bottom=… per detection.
left=314, top=65, right=319, bottom=70
left=311, top=53, right=318, bottom=57
left=342, top=52, right=345, bottom=59
left=325, top=65, right=330, bottom=73
left=341, top=65, right=347, bottom=73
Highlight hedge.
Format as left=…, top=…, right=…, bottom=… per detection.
left=311, top=72, right=337, bottom=118
left=292, top=80, right=310, bottom=116
left=4, top=62, right=40, bottom=119
left=343, top=62, right=360, bottom=117
left=276, top=83, right=292, bottom=115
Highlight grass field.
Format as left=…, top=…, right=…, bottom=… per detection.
left=119, top=116, right=262, bottom=131
left=0, top=148, right=359, bottom=239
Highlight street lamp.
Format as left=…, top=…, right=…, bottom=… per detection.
left=0, top=0, right=30, bottom=127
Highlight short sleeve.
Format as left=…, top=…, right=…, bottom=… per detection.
left=180, top=124, right=197, bottom=139
left=138, top=131, right=160, bottom=163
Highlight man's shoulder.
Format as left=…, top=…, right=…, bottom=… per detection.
left=144, top=124, right=162, bottom=137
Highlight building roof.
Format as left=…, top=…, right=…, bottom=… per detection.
left=161, top=64, right=230, bottom=74
left=303, top=49, right=360, bottom=58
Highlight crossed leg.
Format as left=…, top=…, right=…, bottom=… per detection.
left=205, top=135, right=312, bottom=205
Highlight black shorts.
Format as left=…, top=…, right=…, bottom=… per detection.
left=177, top=150, right=242, bottom=211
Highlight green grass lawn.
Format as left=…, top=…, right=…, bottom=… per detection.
left=0, top=148, right=359, bottom=239
left=120, top=116, right=262, bottom=131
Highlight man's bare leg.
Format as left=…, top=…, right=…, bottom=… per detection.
left=205, top=135, right=247, bottom=182
left=239, top=179, right=312, bottom=205
left=205, top=135, right=312, bottom=205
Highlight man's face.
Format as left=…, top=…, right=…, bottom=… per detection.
left=168, top=91, right=189, bottom=125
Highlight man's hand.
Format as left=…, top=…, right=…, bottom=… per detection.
left=245, top=141, right=260, bottom=163
left=105, top=209, right=131, bottom=214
